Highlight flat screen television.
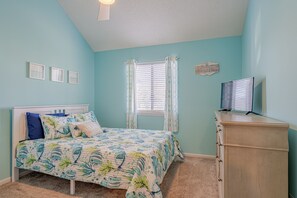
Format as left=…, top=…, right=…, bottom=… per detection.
left=220, top=77, right=254, bottom=113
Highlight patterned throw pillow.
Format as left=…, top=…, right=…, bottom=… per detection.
left=40, top=115, right=75, bottom=140
left=69, top=122, right=85, bottom=138
left=71, top=111, right=98, bottom=122
left=70, top=111, right=103, bottom=138
left=69, top=121, right=102, bottom=138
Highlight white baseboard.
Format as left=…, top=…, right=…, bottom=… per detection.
left=0, top=177, right=11, bottom=186
left=184, top=152, right=216, bottom=159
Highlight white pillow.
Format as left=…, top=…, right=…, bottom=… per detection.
left=69, top=121, right=103, bottom=138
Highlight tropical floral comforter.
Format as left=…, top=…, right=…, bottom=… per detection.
left=16, top=128, right=183, bottom=197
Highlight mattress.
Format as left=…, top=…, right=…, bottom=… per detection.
left=16, top=128, right=183, bottom=197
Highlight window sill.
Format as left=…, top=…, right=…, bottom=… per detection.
left=137, top=111, right=164, bottom=117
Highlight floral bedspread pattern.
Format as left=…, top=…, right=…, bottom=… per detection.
left=16, top=128, right=183, bottom=197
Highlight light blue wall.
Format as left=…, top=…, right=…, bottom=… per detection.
left=242, top=0, right=297, bottom=197
left=0, top=1, right=94, bottom=180
left=94, top=36, right=242, bottom=155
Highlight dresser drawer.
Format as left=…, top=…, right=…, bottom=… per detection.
left=215, top=111, right=288, bottom=198
left=218, top=156, right=224, bottom=198
left=216, top=122, right=223, bottom=131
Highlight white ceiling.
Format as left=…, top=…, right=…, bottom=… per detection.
left=58, top=0, right=249, bottom=52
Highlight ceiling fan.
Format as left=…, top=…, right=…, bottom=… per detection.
left=98, top=0, right=115, bottom=21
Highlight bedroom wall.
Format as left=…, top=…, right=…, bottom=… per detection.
left=0, top=1, right=94, bottom=181
left=242, top=0, right=297, bottom=197
left=94, top=36, right=242, bottom=156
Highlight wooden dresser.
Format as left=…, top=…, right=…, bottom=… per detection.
left=215, top=111, right=289, bottom=198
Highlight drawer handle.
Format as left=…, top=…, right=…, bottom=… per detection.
left=219, top=144, right=223, bottom=146
left=219, top=129, right=222, bottom=131
left=218, top=178, right=222, bottom=182
left=219, top=159, right=223, bottom=163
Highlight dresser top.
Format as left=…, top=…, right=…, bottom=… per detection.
left=215, top=111, right=289, bottom=128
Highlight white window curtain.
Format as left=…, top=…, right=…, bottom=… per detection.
left=164, top=56, right=178, bottom=132
left=126, top=60, right=137, bottom=129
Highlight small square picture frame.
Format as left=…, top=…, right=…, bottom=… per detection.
left=29, top=62, right=45, bottom=80
left=51, top=67, right=64, bottom=83
left=68, top=70, right=79, bottom=84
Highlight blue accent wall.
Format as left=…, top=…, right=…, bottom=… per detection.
left=94, top=36, right=242, bottom=155
left=242, top=0, right=297, bottom=197
left=0, top=1, right=94, bottom=180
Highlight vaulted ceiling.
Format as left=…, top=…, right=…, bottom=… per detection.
left=58, top=0, right=249, bottom=52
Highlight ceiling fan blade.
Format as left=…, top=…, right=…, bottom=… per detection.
left=98, top=3, right=110, bottom=21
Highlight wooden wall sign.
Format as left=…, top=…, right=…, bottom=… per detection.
left=195, top=62, right=219, bottom=76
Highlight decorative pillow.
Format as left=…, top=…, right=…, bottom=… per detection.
left=26, top=112, right=66, bottom=140
left=69, top=122, right=85, bottom=138
left=72, top=111, right=98, bottom=122
left=69, top=111, right=103, bottom=138
left=70, top=121, right=103, bottom=137
left=69, top=121, right=103, bottom=138
left=40, top=115, right=75, bottom=140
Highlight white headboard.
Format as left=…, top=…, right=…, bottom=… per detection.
left=12, top=104, right=89, bottom=182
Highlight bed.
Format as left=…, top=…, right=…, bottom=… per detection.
left=12, top=104, right=183, bottom=197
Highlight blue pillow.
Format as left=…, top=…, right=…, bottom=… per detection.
left=26, top=112, right=66, bottom=140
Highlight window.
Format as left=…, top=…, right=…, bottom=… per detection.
left=135, top=62, right=166, bottom=115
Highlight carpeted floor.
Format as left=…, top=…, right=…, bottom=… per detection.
left=0, top=157, right=218, bottom=198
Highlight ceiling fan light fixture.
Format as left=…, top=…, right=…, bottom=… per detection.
left=99, top=0, right=115, bottom=5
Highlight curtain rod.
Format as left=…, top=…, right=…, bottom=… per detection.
left=136, top=60, right=165, bottom=65
left=136, top=57, right=180, bottom=65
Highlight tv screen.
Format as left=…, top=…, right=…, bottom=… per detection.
left=220, top=77, right=254, bottom=112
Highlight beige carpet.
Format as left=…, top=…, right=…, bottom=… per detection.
left=0, top=157, right=218, bottom=198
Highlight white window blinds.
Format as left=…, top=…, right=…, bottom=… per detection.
left=135, top=62, right=166, bottom=114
